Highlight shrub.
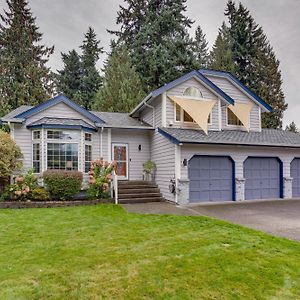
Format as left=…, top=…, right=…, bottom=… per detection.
left=31, top=187, right=50, bottom=201
left=143, top=160, right=156, bottom=174
left=43, top=170, right=83, bottom=200
left=9, top=169, right=38, bottom=201
left=0, top=130, right=22, bottom=180
left=88, top=159, right=116, bottom=199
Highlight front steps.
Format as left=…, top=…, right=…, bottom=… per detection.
left=118, top=180, right=164, bottom=204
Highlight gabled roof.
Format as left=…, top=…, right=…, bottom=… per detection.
left=0, top=105, right=33, bottom=123
left=130, top=70, right=235, bottom=116
left=199, top=69, right=272, bottom=112
left=27, top=117, right=97, bottom=132
left=14, top=94, right=105, bottom=124
left=158, top=127, right=300, bottom=148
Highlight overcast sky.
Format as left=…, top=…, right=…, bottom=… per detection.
left=1, top=0, right=299, bottom=126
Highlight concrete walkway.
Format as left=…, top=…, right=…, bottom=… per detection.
left=122, top=199, right=300, bottom=241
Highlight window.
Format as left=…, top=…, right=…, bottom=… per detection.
left=183, top=87, right=203, bottom=98
left=32, top=144, right=40, bottom=173
left=47, top=143, right=78, bottom=170
left=183, top=110, right=194, bottom=122
left=85, top=133, right=92, bottom=141
left=47, top=130, right=79, bottom=140
left=175, top=103, right=211, bottom=124
left=85, top=145, right=92, bottom=173
left=227, top=108, right=243, bottom=126
left=33, top=131, right=40, bottom=140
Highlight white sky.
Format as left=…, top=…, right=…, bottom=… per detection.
left=0, top=0, right=299, bottom=127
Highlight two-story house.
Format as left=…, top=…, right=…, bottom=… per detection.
left=2, top=69, right=300, bottom=205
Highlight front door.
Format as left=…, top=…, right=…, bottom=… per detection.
left=112, top=143, right=128, bottom=180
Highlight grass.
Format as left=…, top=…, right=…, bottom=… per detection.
left=1, top=205, right=300, bottom=299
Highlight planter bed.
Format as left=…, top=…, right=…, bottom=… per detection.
left=0, top=198, right=113, bottom=209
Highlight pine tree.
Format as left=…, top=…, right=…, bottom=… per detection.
left=193, top=25, right=209, bottom=69
left=93, top=43, right=145, bottom=113
left=111, top=0, right=197, bottom=91
left=209, top=1, right=287, bottom=129
left=79, top=27, right=103, bottom=110
left=0, top=0, right=54, bottom=116
left=57, top=50, right=82, bottom=100
left=285, top=121, right=298, bottom=133
left=209, top=22, right=235, bottom=73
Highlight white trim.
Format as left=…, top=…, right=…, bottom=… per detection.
left=175, top=144, right=182, bottom=204
left=107, top=128, right=112, bottom=161
left=111, top=143, right=129, bottom=180
left=9, top=123, right=14, bottom=140
left=162, top=92, right=167, bottom=127
left=100, top=127, right=103, bottom=157
left=41, top=128, right=45, bottom=173
left=258, top=107, right=262, bottom=132
left=218, top=99, right=222, bottom=131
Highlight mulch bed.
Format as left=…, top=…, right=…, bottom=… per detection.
left=0, top=199, right=114, bottom=209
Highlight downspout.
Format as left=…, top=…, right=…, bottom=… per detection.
left=100, top=127, right=103, bottom=158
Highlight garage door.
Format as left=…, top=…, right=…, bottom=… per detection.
left=244, top=157, right=281, bottom=200
left=188, top=156, right=234, bottom=202
left=291, top=158, right=300, bottom=197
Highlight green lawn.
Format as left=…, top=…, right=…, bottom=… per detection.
left=1, top=205, right=300, bottom=299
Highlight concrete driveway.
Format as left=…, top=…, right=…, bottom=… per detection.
left=122, top=199, right=300, bottom=241
left=190, top=199, right=300, bottom=241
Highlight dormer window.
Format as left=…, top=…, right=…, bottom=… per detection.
left=175, top=87, right=211, bottom=124
left=227, top=108, right=243, bottom=126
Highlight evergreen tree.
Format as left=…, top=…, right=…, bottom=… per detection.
left=93, top=43, right=145, bottom=113
left=111, top=0, right=197, bottom=92
left=193, top=25, right=209, bottom=69
left=0, top=0, right=54, bottom=116
left=57, top=50, right=82, bottom=100
left=285, top=121, right=298, bottom=133
left=78, top=27, right=103, bottom=110
left=209, top=22, right=235, bottom=73
left=210, top=1, right=287, bottom=129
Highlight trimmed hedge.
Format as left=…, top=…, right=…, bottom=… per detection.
left=43, top=170, right=83, bottom=200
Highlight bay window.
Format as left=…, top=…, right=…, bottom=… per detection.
left=32, top=143, right=40, bottom=173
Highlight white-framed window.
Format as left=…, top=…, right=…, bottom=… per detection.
left=174, top=87, right=211, bottom=124
left=32, top=143, right=40, bottom=173
left=33, top=130, right=40, bottom=140
left=175, top=104, right=211, bottom=124
left=85, top=132, right=92, bottom=142
left=47, top=130, right=80, bottom=140
left=85, top=144, right=92, bottom=173
left=47, top=143, right=78, bottom=170
left=227, top=108, right=243, bottom=126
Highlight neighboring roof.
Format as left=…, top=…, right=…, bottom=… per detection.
left=14, top=94, right=105, bottom=124
left=1, top=105, right=33, bottom=123
left=158, top=127, right=300, bottom=148
left=27, top=117, right=97, bottom=131
left=130, top=70, right=236, bottom=116
left=92, top=111, right=153, bottom=129
left=199, top=69, right=272, bottom=112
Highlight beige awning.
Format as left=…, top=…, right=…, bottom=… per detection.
left=228, top=103, right=254, bottom=131
left=168, top=96, right=216, bottom=134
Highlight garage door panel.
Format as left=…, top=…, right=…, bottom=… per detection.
left=291, top=158, right=300, bottom=197
left=244, top=157, right=281, bottom=200
left=188, top=156, right=233, bottom=202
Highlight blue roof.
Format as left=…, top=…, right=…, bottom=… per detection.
left=151, top=70, right=235, bottom=105
left=199, top=69, right=272, bottom=112
left=15, top=94, right=105, bottom=124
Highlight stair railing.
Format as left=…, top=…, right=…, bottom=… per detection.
left=111, top=170, right=118, bottom=204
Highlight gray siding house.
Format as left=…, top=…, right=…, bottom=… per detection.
left=2, top=69, right=300, bottom=205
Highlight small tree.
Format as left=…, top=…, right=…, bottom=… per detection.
left=0, top=130, right=22, bottom=179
